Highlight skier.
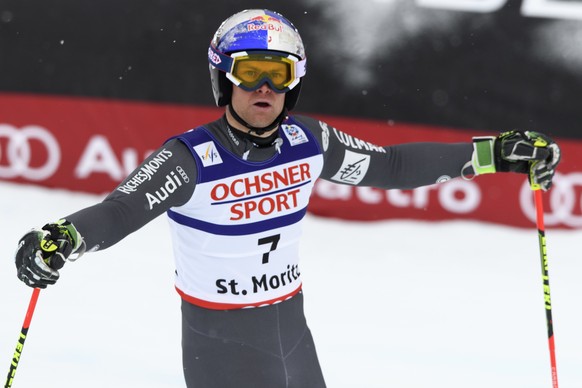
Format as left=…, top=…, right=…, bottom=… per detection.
left=14, top=9, right=560, bottom=388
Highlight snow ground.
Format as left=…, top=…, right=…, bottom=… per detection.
left=1, top=181, right=580, bottom=388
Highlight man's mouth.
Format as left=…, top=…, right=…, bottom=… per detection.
left=254, top=102, right=271, bottom=108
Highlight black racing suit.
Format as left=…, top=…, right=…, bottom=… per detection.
left=66, top=114, right=473, bottom=387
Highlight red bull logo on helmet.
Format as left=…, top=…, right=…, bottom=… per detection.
left=249, top=15, right=282, bottom=23
left=247, top=15, right=283, bottom=32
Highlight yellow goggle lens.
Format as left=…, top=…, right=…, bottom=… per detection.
left=231, top=56, right=294, bottom=90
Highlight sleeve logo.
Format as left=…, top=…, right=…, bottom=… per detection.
left=331, top=150, right=370, bottom=185
left=193, top=141, right=223, bottom=167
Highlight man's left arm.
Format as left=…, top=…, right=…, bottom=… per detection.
left=294, top=115, right=560, bottom=191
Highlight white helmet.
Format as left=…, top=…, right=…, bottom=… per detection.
left=208, top=9, right=306, bottom=110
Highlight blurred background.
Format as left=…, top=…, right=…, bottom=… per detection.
left=2, top=0, right=582, bottom=133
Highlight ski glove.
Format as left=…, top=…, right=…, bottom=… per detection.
left=469, top=131, right=561, bottom=191
left=15, top=220, right=85, bottom=288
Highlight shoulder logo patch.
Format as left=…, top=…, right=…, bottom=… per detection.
left=193, top=141, right=223, bottom=167
left=281, top=124, right=309, bottom=146
left=331, top=150, right=370, bottom=185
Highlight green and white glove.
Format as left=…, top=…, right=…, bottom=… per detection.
left=470, top=131, right=561, bottom=191
left=15, top=220, right=85, bottom=288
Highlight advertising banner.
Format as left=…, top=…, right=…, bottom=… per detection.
left=1, top=93, right=580, bottom=229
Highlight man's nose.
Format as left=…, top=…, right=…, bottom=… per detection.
left=255, top=82, right=273, bottom=93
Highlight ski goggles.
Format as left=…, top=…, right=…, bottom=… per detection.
left=208, top=45, right=306, bottom=93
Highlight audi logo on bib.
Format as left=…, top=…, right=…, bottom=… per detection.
left=520, top=173, right=582, bottom=228
left=0, top=124, right=61, bottom=181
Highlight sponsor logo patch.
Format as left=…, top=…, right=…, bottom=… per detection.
left=210, top=162, right=312, bottom=221
left=117, top=148, right=173, bottom=194
left=208, top=47, right=221, bottom=65
left=331, top=150, right=370, bottom=185
left=145, top=168, right=187, bottom=210
left=281, top=124, right=308, bottom=146
left=193, top=141, right=223, bottom=167
left=333, top=128, right=386, bottom=153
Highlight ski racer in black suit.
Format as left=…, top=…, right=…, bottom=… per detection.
left=14, top=8, right=561, bottom=388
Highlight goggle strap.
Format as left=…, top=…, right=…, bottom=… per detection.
left=208, top=44, right=234, bottom=73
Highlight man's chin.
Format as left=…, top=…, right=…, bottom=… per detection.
left=246, top=111, right=282, bottom=128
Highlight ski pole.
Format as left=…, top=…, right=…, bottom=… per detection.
left=533, top=189, right=559, bottom=388
left=4, top=288, right=41, bottom=388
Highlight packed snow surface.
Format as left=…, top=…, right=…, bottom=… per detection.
left=1, top=182, right=580, bottom=387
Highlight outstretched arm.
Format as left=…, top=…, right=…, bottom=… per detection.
left=294, top=115, right=473, bottom=189
left=65, top=138, right=197, bottom=251
left=14, top=138, right=197, bottom=288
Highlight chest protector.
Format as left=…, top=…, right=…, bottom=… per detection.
left=168, top=119, right=323, bottom=309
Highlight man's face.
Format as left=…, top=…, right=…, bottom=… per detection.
left=230, top=83, right=286, bottom=129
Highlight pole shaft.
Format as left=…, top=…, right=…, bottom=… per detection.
left=4, top=288, right=40, bottom=388
left=533, top=190, right=559, bottom=388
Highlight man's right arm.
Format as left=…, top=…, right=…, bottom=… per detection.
left=65, top=138, right=197, bottom=252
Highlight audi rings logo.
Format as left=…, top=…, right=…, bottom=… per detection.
left=520, top=172, right=582, bottom=227
left=0, top=124, right=61, bottom=181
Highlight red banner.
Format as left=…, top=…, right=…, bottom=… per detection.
left=0, top=93, right=222, bottom=193
left=1, top=93, right=580, bottom=228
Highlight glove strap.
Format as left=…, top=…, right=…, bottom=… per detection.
left=471, top=136, right=497, bottom=175
left=44, top=219, right=86, bottom=261
left=55, top=219, right=83, bottom=251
